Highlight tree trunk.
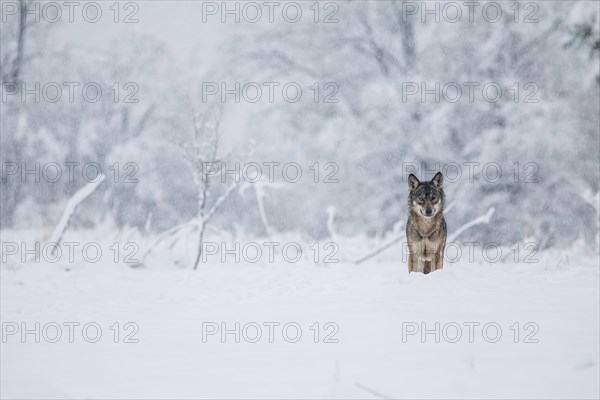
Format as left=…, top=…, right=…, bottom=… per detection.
left=193, top=219, right=207, bottom=270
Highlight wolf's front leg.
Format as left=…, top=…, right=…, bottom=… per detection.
left=407, top=242, right=422, bottom=273
left=430, top=253, right=439, bottom=272
left=434, top=244, right=445, bottom=270
left=416, top=256, right=426, bottom=273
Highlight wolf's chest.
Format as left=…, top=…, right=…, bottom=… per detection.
left=419, top=238, right=442, bottom=256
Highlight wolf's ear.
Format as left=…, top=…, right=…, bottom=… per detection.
left=408, top=174, right=420, bottom=192
left=431, top=172, right=443, bottom=188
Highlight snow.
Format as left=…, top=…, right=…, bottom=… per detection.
left=2, top=247, right=598, bottom=399
left=1, top=1, right=599, bottom=398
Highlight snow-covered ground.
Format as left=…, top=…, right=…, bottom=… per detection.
left=1, top=238, right=599, bottom=399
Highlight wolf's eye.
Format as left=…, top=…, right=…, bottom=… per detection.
left=418, top=196, right=425, bottom=202
left=431, top=196, right=436, bottom=201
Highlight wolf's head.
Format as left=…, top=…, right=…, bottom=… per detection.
left=408, top=172, right=445, bottom=218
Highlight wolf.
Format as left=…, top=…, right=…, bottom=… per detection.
left=406, top=172, right=447, bottom=274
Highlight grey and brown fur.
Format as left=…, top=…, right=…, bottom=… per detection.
left=406, top=172, right=447, bottom=274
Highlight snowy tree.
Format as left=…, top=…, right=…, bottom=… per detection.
left=182, top=107, right=242, bottom=269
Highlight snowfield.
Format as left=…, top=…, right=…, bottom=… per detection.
left=2, top=0, right=598, bottom=398
left=1, top=243, right=598, bottom=399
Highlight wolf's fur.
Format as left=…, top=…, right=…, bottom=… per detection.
left=406, top=172, right=447, bottom=274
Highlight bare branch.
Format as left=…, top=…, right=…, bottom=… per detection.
left=355, top=208, right=495, bottom=264
left=447, top=208, right=495, bottom=243
left=48, top=175, right=106, bottom=256
left=354, top=382, right=393, bottom=399
left=11, top=0, right=27, bottom=82
left=204, top=182, right=243, bottom=224
left=137, top=218, right=198, bottom=263
left=131, top=104, right=156, bottom=138
left=355, top=235, right=404, bottom=265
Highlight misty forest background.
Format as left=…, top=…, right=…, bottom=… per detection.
left=1, top=0, right=599, bottom=263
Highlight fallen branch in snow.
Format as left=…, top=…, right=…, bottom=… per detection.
left=355, top=235, right=404, bottom=265
left=137, top=218, right=198, bottom=263
left=355, top=207, right=495, bottom=264
left=135, top=182, right=242, bottom=268
left=447, top=207, right=495, bottom=243
left=48, top=175, right=105, bottom=255
left=354, top=382, right=393, bottom=399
